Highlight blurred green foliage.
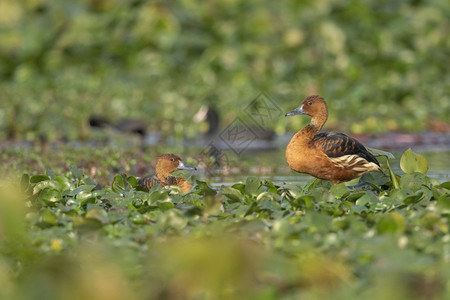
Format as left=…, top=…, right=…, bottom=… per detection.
left=0, top=0, right=449, bottom=141
left=1, top=150, right=450, bottom=299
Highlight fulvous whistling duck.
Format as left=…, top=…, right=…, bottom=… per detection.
left=138, top=154, right=197, bottom=193
left=285, top=95, right=381, bottom=184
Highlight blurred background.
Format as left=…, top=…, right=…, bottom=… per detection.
left=1, top=0, right=449, bottom=139
left=0, top=0, right=449, bottom=180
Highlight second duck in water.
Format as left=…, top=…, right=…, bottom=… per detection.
left=138, top=153, right=197, bottom=193
left=285, top=95, right=381, bottom=184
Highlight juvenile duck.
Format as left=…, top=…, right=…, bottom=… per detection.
left=285, top=95, right=381, bottom=184
left=138, top=153, right=197, bottom=193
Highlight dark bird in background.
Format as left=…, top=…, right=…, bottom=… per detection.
left=89, top=116, right=147, bottom=137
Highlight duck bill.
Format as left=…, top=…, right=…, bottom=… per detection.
left=177, top=160, right=197, bottom=171
left=285, top=105, right=305, bottom=117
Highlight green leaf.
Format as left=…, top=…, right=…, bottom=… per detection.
left=386, top=159, right=400, bottom=189
left=221, top=186, right=243, bottom=203
left=54, top=176, right=72, bottom=191
left=403, top=192, right=423, bottom=205
left=245, top=176, right=260, bottom=196
left=32, top=180, right=61, bottom=195
left=350, top=205, right=368, bottom=214
left=127, top=176, right=138, bottom=187
left=400, top=148, right=429, bottom=174
left=377, top=212, right=406, bottom=234
left=69, top=165, right=84, bottom=179
left=196, top=180, right=217, bottom=197
left=39, top=209, right=58, bottom=226
left=330, top=183, right=349, bottom=198
left=85, top=208, right=109, bottom=224
left=148, top=190, right=170, bottom=205
left=38, top=188, right=62, bottom=204
left=438, top=182, right=450, bottom=190
left=261, top=180, right=279, bottom=193
left=20, top=174, right=30, bottom=191
left=112, top=174, right=132, bottom=193
left=30, top=174, right=50, bottom=184
left=82, top=177, right=98, bottom=186
left=66, top=185, right=96, bottom=197
left=367, top=147, right=395, bottom=159
left=231, top=183, right=246, bottom=194
left=292, top=195, right=315, bottom=209
left=399, top=173, right=430, bottom=191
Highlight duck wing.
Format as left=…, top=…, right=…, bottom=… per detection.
left=138, top=175, right=161, bottom=191
left=314, top=131, right=380, bottom=168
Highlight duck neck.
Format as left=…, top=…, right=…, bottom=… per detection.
left=299, top=113, right=327, bottom=139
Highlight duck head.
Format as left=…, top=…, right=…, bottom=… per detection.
left=285, top=95, right=328, bottom=129
left=156, top=153, right=197, bottom=181
left=285, top=95, right=327, bottom=117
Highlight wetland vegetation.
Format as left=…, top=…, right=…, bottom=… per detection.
left=1, top=0, right=450, bottom=299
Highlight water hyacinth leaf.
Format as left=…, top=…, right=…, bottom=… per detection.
left=32, top=180, right=62, bottom=195
left=111, top=174, right=132, bottom=193
left=158, top=209, right=188, bottom=231
left=85, top=208, right=109, bottom=224
left=244, top=202, right=258, bottom=217
left=332, top=217, right=351, bottom=230
left=346, top=191, right=366, bottom=202
left=127, top=176, right=138, bottom=187
left=436, top=194, right=450, bottom=212
left=82, top=177, right=98, bottom=186
left=355, top=191, right=379, bottom=206
left=245, top=176, right=260, bottom=196
left=292, top=195, right=314, bottom=209
left=30, top=174, right=50, bottom=184
left=158, top=200, right=175, bottom=211
left=400, top=148, right=428, bottom=174
left=367, top=147, right=395, bottom=159
left=261, top=180, right=278, bottom=193
left=439, top=182, right=450, bottom=190
left=72, top=216, right=104, bottom=230
left=20, top=174, right=30, bottom=191
left=38, top=188, right=62, bottom=204
left=330, top=183, right=349, bottom=198
left=403, top=192, right=423, bottom=205
left=39, top=209, right=58, bottom=226
left=350, top=205, right=368, bottom=214
left=204, top=196, right=222, bottom=215
left=69, top=165, right=84, bottom=179
left=221, top=186, right=244, bottom=203
left=257, top=197, right=281, bottom=212
left=148, top=190, right=170, bottom=205
left=54, top=176, right=72, bottom=191
left=231, top=183, right=246, bottom=194
left=360, top=171, right=391, bottom=187
left=66, top=185, right=96, bottom=197
left=377, top=212, right=406, bottom=234
left=112, top=174, right=125, bottom=193
left=304, top=211, right=332, bottom=232
left=196, top=180, right=217, bottom=197
left=399, top=173, right=430, bottom=192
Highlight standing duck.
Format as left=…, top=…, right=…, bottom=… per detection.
left=138, top=153, right=197, bottom=193
left=285, top=95, right=381, bottom=184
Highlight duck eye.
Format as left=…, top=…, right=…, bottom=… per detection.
left=170, top=158, right=175, bottom=162
left=308, top=101, right=312, bottom=105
